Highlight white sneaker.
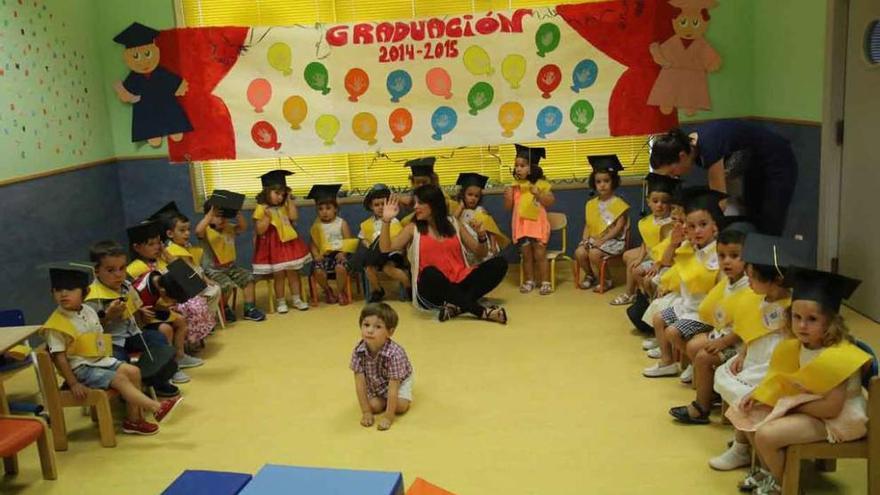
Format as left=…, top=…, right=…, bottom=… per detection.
left=291, top=297, right=310, bottom=311
left=171, top=370, right=191, bottom=384
left=642, top=362, right=679, bottom=378
left=646, top=347, right=662, bottom=359
left=641, top=338, right=658, bottom=350
left=709, top=441, right=751, bottom=471
left=276, top=299, right=289, bottom=314
left=680, top=364, right=694, bottom=383
left=177, top=354, right=204, bottom=369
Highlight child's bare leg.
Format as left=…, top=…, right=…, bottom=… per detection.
left=242, top=281, right=256, bottom=304
left=693, top=348, right=721, bottom=413
left=273, top=272, right=286, bottom=300
left=382, top=264, right=410, bottom=288
left=588, top=248, right=603, bottom=281
left=313, top=267, right=331, bottom=292
left=652, top=313, right=673, bottom=365
left=533, top=242, right=549, bottom=283
left=335, top=264, right=348, bottom=294
left=622, top=248, right=640, bottom=294
left=111, top=364, right=161, bottom=415
left=368, top=396, right=409, bottom=415
left=158, top=322, right=173, bottom=343
left=285, top=269, right=303, bottom=297
left=365, top=266, right=380, bottom=289
left=521, top=243, right=535, bottom=283
left=171, top=319, right=187, bottom=359
left=754, top=415, right=827, bottom=480
left=686, top=333, right=709, bottom=362
left=665, top=326, right=688, bottom=368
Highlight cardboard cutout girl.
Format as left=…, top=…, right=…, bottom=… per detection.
left=647, top=0, right=722, bottom=116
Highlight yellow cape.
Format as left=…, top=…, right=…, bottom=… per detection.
left=309, top=220, right=359, bottom=255
left=40, top=310, right=112, bottom=358
left=516, top=179, right=551, bottom=221
left=697, top=277, right=752, bottom=328
left=206, top=225, right=236, bottom=265
left=585, top=196, right=630, bottom=238
left=254, top=204, right=298, bottom=241
left=359, top=217, right=402, bottom=243
left=85, top=281, right=141, bottom=318
left=732, top=293, right=790, bottom=344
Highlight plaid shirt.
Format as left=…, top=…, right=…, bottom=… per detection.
left=349, top=339, right=412, bottom=399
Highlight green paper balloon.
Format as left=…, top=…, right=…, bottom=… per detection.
left=569, top=100, right=595, bottom=133
left=467, top=82, right=495, bottom=116
left=304, top=62, right=330, bottom=95
left=535, top=23, right=561, bottom=58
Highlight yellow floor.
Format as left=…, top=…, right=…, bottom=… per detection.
left=3, top=272, right=878, bottom=494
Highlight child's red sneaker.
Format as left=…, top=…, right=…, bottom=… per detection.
left=122, top=419, right=159, bottom=435
left=154, top=396, right=183, bottom=423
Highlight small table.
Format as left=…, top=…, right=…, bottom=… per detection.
left=0, top=325, right=41, bottom=414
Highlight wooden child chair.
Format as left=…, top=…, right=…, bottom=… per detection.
left=0, top=415, right=57, bottom=480
left=572, top=217, right=631, bottom=294
left=35, top=349, right=117, bottom=451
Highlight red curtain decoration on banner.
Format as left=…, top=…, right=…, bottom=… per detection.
left=557, top=0, right=679, bottom=136
left=157, top=27, right=249, bottom=163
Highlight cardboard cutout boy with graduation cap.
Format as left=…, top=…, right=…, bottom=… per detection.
left=113, top=22, right=193, bottom=148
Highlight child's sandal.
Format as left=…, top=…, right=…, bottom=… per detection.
left=539, top=282, right=553, bottom=295
left=669, top=401, right=711, bottom=425
left=610, top=293, right=636, bottom=306
left=579, top=276, right=596, bottom=290
left=325, top=289, right=338, bottom=304
left=519, top=280, right=536, bottom=293
left=593, top=279, right=613, bottom=293
left=481, top=306, right=507, bottom=325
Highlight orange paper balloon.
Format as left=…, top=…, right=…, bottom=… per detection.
left=344, top=68, right=370, bottom=102
left=388, top=108, right=413, bottom=144
left=282, top=95, right=308, bottom=129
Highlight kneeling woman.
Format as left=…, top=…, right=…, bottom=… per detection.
left=379, top=185, right=508, bottom=324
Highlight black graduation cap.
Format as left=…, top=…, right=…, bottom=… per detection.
left=259, top=169, right=294, bottom=188
left=159, top=260, right=207, bottom=303
left=209, top=190, right=245, bottom=218
left=514, top=144, right=546, bottom=165
left=127, top=220, right=162, bottom=245
left=680, top=186, right=727, bottom=215
left=587, top=154, right=625, bottom=173
left=456, top=173, right=489, bottom=190
left=405, top=157, right=436, bottom=178
left=645, top=173, right=680, bottom=195
left=306, top=184, right=342, bottom=202
left=363, top=183, right=391, bottom=210
left=113, top=22, right=160, bottom=49
left=148, top=202, right=181, bottom=223
left=44, top=262, right=93, bottom=290
left=788, top=267, right=861, bottom=312
left=742, top=233, right=809, bottom=271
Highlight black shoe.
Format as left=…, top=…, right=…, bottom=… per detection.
left=400, top=286, right=412, bottom=302
left=154, top=383, right=180, bottom=398
left=368, top=288, right=386, bottom=303
left=224, top=307, right=237, bottom=322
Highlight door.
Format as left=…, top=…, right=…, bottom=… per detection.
left=838, top=0, right=880, bottom=320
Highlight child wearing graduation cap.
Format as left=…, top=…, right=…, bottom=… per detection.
left=456, top=172, right=510, bottom=265
left=399, top=157, right=460, bottom=226
left=709, top=234, right=805, bottom=474
left=643, top=187, right=724, bottom=379
left=611, top=173, right=677, bottom=306
left=150, top=202, right=217, bottom=345
left=574, top=155, right=631, bottom=292
left=730, top=268, right=871, bottom=494
left=126, top=220, right=202, bottom=373
left=195, top=190, right=266, bottom=322
left=40, top=263, right=182, bottom=435
left=307, top=184, right=358, bottom=305
left=357, top=184, right=411, bottom=303
left=504, top=144, right=555, bottom=295
left=253, top=170, right=313, bottom=313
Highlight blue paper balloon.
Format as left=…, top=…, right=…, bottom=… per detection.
left=536, top=106, right=563, bottom=139
left=386, top=70, right=413, bottom=103
left=570, top=59, right=598, bottom=93
left=431, top=106, right=458, bottom=141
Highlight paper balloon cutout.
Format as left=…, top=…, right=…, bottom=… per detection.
left=247, top=78, right=272, bottom=113
left=352, top=112, right=378, bottom=145
left=251, top=121, right=280, bottom=150
left=431, top=106, right=457, bottom=141
left=467, top=82, right=494, bottom=116
left=536, top=106, right=563, bottom=139
left=267, top=42, right=292, bottom=76
left=463, top=45, right=493, bottom=76
left=425, top=67, right=452, bottom=99
left=386, top=70, right=412, bottom=103
left=570, top=100, right=595, bottom=134
left=282, top=95, right=308, bottom=130
left=388, top=108, right=413, bottom=143
left=571, top=59, right=598, bottom=93
left=501, top=54, right=526, bottom=89
left=315, top=114, right=340, bottom=145
left=344, top=68, right=369, bottom=102
left=535, top=23, right=561, bottom=57
left=498, top=101, right=524, bottom=138
left=537, top=64, right=562, bottom=99
left=304, top=62, right=330, bottom=95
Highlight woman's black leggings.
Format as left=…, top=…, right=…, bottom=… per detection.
left=417, top=256, right=508, bottom=316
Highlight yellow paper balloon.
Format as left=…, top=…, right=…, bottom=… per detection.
left=463, top=45, right=493, bottom=76
left=282, top=95, right=308, bottom=130
left=498, top=101, right=524, bottom=138
left=315, top=114, right=340, bottom=145
left=268, top=42, right=292, bottom=76
left=501, top=54, right=526, bottom=89
left=352, top=112, right=378, bottom=145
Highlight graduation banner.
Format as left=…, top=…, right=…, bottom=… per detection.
left=145, top=1, right=687, bottom=162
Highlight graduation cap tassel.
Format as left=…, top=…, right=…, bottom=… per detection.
left=772, top=245, right=783, bottom=279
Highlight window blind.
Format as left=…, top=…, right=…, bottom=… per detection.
left=179, top=0, right=652, bottom=201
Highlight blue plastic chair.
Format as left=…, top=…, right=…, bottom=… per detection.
left=0, top=309, right=44, bottom=416
left=856, top=339, right=879, bottom=389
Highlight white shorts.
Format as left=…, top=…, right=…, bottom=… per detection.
left=397, top=374, right=414, bottom=402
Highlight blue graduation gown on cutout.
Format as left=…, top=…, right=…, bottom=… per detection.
left=122, top=67, right=193, bottom=142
